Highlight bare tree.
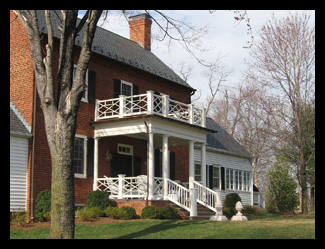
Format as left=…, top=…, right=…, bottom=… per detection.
left=245, top=12, right=315, bottom=214
left=204, top=57, right=232, bottom=116
left=15, top=10, right=103, bottom=239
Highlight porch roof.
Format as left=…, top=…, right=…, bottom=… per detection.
left=91, top=114, right=214, bottom=145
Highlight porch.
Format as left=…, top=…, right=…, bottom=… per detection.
left=96, top=174, right=221, bottom=217
left=91, top=91, right=215, bottom=217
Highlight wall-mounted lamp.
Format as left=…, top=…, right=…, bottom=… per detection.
left=104, top=149, right=113, bottom=162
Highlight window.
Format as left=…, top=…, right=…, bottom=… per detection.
left=212, top=166, right=220, bottom=189
left=243, top=172, right=251, bottom=191
left=195, top=164, right=201, bottom=182
left=235, top=170, right=239, bottom=190
left=121, top=80, right=133, bottom=96
left=73, top=135, right=87, bottom=178
left=226, top=168, right=251, bottom=191
left=226, top=169, right=234, bottom=190
left=118, top=143, right=133, bottom=156
left=73, top=65, right=89, bottom=102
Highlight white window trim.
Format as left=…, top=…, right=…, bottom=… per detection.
left=74, top=134, right=87, bottom=179
left=117, top=143, right=134, bottom=156
left=73, top=64, right=89, bottom=102
left=120, top=80, right=133, bottom=96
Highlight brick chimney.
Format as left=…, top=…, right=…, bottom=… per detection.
left=129, top=14, right=152, bottom=51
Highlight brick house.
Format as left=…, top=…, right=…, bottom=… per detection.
left=10, top=10, right=261, bottom=220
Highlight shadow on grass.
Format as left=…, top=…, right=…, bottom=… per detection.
left=114, top=220, right=200, bottom=239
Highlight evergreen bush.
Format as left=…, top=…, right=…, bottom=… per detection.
left=159, top=206, right=179, bottom=219
left=141, top=206, right=160, bottom=219
left=85, top=190, right=110, bottom=210
left=34, top=190, right=51, bottom=222
left=119, top=206, right=137, bottom=220
left=223, top=193, right=241, bottom=219
left=104, top=206, right=120, bottom=219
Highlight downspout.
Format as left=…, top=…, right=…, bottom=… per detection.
left=30, top=74, right=37, bottom=221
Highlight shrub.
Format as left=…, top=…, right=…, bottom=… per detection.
left=104, top=206, right=120, bottom=219
left=35, top=190, right=51, bottom=222
left=243, top=205, right=257, bottom=215
left=141, top=206, right=160, bottom=219
left=223, top=193, right=241, bottom=219
left=159, top=206, right=178, bottom=219
left=85, top=190, right=110, bottom=210
left=78, top=207, right=101, bottom=221
left=119, top=206, right=137, bottom=220
left=265, top=161, right=299, bottom=213
left=222, top=207, right=233, bottom=220
left=43, top=211, right=51, bottom=221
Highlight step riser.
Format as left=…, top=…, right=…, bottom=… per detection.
left=167, top=202, right=215, bottom=220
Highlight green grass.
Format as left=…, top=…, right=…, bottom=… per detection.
left=10, top=217, right=315, bottom=239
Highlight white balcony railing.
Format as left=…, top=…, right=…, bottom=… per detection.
left=95, top=91, right=206, bottom=128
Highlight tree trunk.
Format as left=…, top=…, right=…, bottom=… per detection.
left=300, top=156, right=308, bottom=214
left=46, top=113, right=77, bottom=239
left=309, top=186, right=315, bottom=212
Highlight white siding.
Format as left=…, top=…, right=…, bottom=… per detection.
left=10, top=136, right=29, bottom=211
left=195, top=148, right=253, bottom=205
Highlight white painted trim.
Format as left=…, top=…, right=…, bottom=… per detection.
left=10, top=102, right=32, bottom=133
left=74, top=134, right=87, bottom=179
left=117, top=143, right=134, bottom=156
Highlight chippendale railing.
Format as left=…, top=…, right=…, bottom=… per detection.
left=97, top=175, right=164, bottom=200
left=97, top=175, right=200, bottom=216
left=95, top=91, right=206, bottom=127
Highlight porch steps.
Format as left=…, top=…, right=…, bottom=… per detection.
left=166, top=202, right=215, bottom=221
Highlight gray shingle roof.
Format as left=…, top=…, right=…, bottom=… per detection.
left=10, top=106, right=32, bottom=137
left=35, top=10, right=194, bottom=91
left=206, top=117, right=252, bottom=159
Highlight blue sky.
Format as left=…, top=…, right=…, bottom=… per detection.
left=79, top=10, right=315, bottom=102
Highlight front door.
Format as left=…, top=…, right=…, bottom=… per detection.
left=111, top=153, right=132, bottom=177
left=110, top=153, right=142, bottom=177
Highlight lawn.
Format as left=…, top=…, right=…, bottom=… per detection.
left=10, top=216, right=315, bottom=239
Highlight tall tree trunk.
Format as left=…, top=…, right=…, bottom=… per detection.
left=47, top=113, right=76, bottom=239
left=300, top=160, right=308, bottom=214
left=309, top=186, right=315, bottom=212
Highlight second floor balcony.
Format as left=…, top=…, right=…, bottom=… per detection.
left=95, top=90, right=206, bottom=128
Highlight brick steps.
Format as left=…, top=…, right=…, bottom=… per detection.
left=166, top=202, right=215, bottom=221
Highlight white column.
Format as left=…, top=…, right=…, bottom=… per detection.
left=93, top=137, right=99, bottom=191
left=148, top=132, right=155, bottom=200
left=190, top=188, right=197, bottom=217
left=147, top=91, right=154, bottom=115
left=162, top=135, right=169, bottom=200
left=188, top=140, right=195, bottom=189
left=118, top=174, right=125, bottom=199
left=201, top=142, right=206, bottom=186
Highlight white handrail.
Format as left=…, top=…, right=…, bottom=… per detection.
left=193, top=180, right=220, bottom=212
left=166, top=178, right=191, bottom=212
left=95, top=91, right=206, bottom=127
left=97, top=176, right=207, bottom=216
